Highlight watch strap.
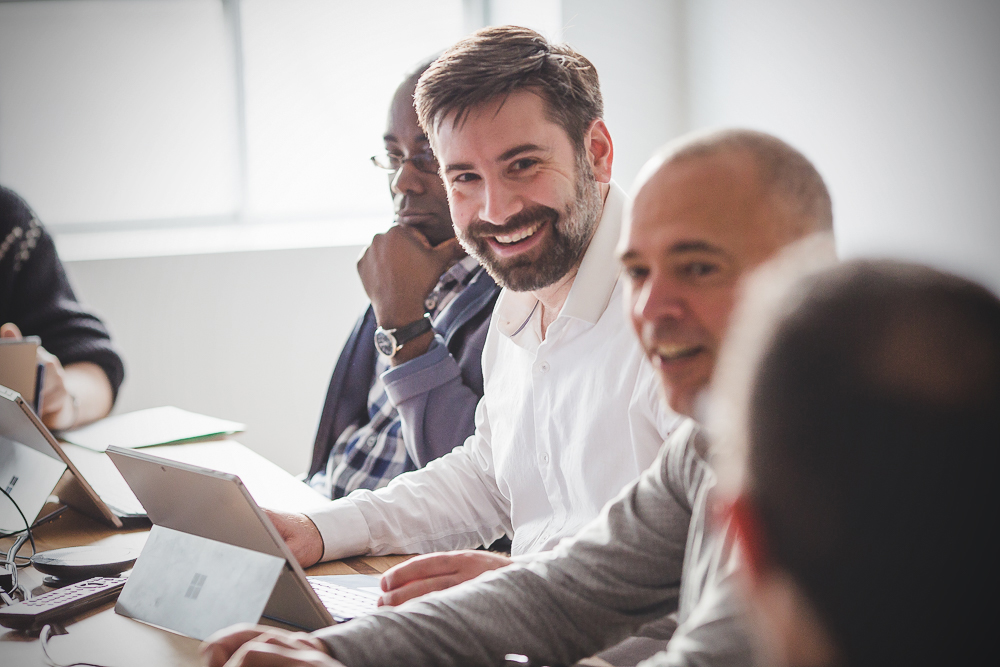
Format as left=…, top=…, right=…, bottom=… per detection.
left=390, top=314, right=433, bottom=345
left=374, top=314, right=433, bottom=357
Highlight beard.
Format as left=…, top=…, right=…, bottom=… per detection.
left=457, top=155, right=604, bottom=292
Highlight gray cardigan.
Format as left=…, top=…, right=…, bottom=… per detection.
left=314, top=419, right=757, bottom=667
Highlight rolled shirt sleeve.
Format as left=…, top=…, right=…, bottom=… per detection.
left=305, top=396, right=512, bottom=561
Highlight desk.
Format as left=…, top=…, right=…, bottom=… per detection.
left=0, top=506, right=410, bottom=667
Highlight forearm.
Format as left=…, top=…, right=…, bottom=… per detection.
left=317, top=445, right=693, bottom=666
left=307, top=444, right=511, bottom=561
left=319, top=562, right=634, bottom=667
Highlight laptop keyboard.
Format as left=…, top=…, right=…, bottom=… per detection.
left=308, top=578, right=381, bottom=621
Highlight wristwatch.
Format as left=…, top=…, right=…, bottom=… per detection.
left=374, top=314, right=433, bottom=358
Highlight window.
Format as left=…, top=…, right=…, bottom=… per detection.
left=0, top=0, right=242, bottom=226
left=0, top=0, right=469, bottom=230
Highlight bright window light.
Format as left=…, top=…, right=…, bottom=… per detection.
left=0, top=0, right=241, bottom=226
left=237, top=0, right=465, bottom=221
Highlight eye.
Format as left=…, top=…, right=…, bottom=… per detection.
left=681, top=262, right=719, bottom=279
left=452, top=172, right=481, bottom=184
left=624, top=264, right=649, bottom=282
left=509, top=157, right=539, bottom=173
left=413, top=153, right=440, bottom=173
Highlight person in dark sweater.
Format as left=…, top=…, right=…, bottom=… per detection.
left=0, top=185, right=124, bottom=429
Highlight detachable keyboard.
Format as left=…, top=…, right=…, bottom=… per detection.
left=308, top=577, right=381, bottom=622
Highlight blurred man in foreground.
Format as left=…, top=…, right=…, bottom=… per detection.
left=202, top=127, right=834, bottom=667
left=717, top=259, right=998, bottom=666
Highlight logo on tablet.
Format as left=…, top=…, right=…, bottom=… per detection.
left=185, top=572, right=207, bottom=600
left=4, top=475, right=17, bottom=495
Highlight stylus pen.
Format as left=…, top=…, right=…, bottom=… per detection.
left=32, top=505, right=67, bottom=529
left=0, top=505, right=67, bottom=539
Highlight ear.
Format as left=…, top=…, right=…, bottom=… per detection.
left=726, top=494, right=770, bottom=585
left=583, top=119, right=614, bottom=184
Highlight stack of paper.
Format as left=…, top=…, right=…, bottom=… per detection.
left=61, top=406, right=245, bottom=452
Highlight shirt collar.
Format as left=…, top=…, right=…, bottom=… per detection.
left=495, top=180, right=628, bottom=339
left=559, top=181, right=626, bottom=324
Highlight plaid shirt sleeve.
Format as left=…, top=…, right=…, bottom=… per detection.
left=308, top=256, right=481, bottom=499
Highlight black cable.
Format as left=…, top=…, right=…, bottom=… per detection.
left=1, top=486, right=36, bottom=600
left=0, top=485, right=36, bottom=557
left=0, top=504, right=67, bottom=539
left=41, top=624, right=112, bottom=667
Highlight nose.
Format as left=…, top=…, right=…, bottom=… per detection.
left=632, top=273, right=686, bottom=325
left=391, top=161, right=426, bottom=196
left=480, top=178, right=522, bottom=226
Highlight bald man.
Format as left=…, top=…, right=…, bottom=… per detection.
left=203, top=128, right=833, bottom=667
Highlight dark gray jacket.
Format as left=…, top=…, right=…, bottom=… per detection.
left=308, top=266, right=500, bottom=478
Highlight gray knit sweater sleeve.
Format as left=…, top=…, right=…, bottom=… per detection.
left=315, top=421, right=704, bottom=667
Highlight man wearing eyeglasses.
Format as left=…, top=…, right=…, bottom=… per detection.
left=303, top=60, right=500, bottom=501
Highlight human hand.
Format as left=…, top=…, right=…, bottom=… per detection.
left=1, top=322, right=75, bottom=430
left=357, top=225, right=466, bottom=329
left=200, top=624, right=340, bottom=667
left=378, top=549, right=513, bottom=607
left=264, top=509, right=323, bottom=568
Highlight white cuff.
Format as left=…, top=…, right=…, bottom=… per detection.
left=305, top=498, right=372, bottom=562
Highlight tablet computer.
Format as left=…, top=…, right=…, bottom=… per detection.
left=0, top=387, right=143, bottom=531
left=107, top=446, right=378, bottom=632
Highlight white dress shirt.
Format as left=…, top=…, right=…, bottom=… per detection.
left=307, top=182, right=680, bottom=559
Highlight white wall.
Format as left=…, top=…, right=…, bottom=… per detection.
left=562, top=0, right=688, bottom=191
left=686, top=0, right=1000, bottom=292
left=50, top=0, right=1000, bottom=477
left=63, top=246, right=368, bottom=475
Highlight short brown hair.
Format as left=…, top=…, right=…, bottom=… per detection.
left=414, top=26, right=603, bottom=153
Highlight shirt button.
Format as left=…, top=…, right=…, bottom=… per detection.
left=539, top=362, right=550, bottom=373
left=540, top=453, right=549, bottom=464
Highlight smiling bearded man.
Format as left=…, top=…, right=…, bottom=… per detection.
left=457, top=150, right=604, bottom=292
left=263, top=25, right=680, bottom=624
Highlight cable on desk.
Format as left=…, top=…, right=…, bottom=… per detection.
left=0, top=486, right=36, bottom=553
left=0, top=504, right=68, bottom=539
left=40, top=624, right=111, bottom=667
left=1, top=486, right=36, bottom=599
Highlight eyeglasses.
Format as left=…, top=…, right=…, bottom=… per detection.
left=371, top=151, right=440, bottom=175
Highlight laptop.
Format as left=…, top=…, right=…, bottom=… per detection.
left=106, top=445, right=381, bottom=634
left=0, top=386, right=140, bottom=532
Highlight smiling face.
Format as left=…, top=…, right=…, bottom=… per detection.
left=432, top=90, right=606, bottom=292
left=385, top=77, right=454, bottom=246
left=620, top=150, right=798, bottom=417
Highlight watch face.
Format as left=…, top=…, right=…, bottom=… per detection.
left=374, top=329, right=397, bottom=356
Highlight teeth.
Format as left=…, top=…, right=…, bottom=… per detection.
left=494, top=222, right=542, bottom=245
left=655, top=344, right=699, bottom=361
